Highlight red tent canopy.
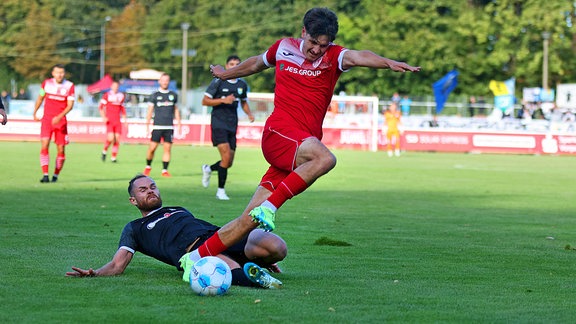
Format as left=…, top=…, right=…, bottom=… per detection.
left=87, top=74, right=113, bottom=94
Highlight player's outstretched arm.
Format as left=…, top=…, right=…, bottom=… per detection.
left=210, top=54, right=268, bottom=80
left=66, top=248, right=133, bottom=277
left=342, top=50, right=421, bottom=73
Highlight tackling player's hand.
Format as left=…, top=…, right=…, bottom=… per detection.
left=66, top=267, right=96, bottom=277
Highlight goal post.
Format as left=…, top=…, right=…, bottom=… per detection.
left=247, top=92, right=381, bottom=151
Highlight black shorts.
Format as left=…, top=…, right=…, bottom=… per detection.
left=211, top=128, right=237, bottom=150
left=151, top=129, right=174, bottom=143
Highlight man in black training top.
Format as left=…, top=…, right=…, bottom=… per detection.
left=66, top=174, right=285, bottom=289
left=143, top=73, right=181, bottom=177
left=201, top=55, right=255, bottom=200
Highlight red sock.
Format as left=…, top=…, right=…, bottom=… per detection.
left=111, top=143, right=119, bottom=159
left=103, top=140, right=111, bottom=151
left=197, top=232, right=227, bottom=257
left=267, top=172, right=308, bottom=209
left=40, top=149, right=49, bottom=174
left=54, top=154, right=65, bottom=175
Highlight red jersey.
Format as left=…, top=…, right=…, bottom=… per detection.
left=263, top=38, right=347, bottom=139
left=99, top=91, right=126, bottom=124
left=40, top=78, right=75, bottom=122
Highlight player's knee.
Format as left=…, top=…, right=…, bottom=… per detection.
left=220, top=160, right=232, bottom=168
left=273, top=240, right=288, bottom=261
left=320, top=151, right=337, bottom=172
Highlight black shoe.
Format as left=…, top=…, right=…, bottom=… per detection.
left=111, top=159, right=117, bottom=163
left=101, top=153, right=106, bottom=162
left=51, top=176, right=58, bottom=182
left=40, top=175, right=50, bottom=183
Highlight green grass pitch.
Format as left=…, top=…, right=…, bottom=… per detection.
left=1, top=141, right=575, bottom=322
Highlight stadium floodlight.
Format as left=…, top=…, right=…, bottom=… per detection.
left=181, top=23, right=190, bottom=110
left=542, top=31, right=550, bottom=90
left=100, top=16, right=112, bottom=80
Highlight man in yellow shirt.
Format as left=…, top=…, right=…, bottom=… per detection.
left=384, top=102, right=402, bottom=157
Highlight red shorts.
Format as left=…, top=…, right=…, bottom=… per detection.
left=259, top=126, right=314, bottom=191
left=40, top=120, right=69, bottom=145
left=107, top=122, right=123, bottom=134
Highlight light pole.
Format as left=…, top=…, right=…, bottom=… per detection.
left=181, top=23, right=190, bottom=111
left=542, top=31, right=550, bottom=90
left=100, top=16, right=111, bottom=80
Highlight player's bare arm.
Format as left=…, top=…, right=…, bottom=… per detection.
left=52, top=99, right=74, bottom=126
left=342, top=50, right=421, bottom=73
left=241, top=101, right=255, bottom=122
left=210, top=55, right=268, bottom=80
left=202, top=94, right=236, bottom=106
left=145, top=104, right=154, bottom=133
left=66, top=248, right=133, bottom=277
left=33, top=95, right=44, bottom=121
left=0, top=108, right=7, bottom=125
left=174, top=105, right=181, bottom=132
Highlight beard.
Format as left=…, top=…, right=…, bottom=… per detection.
left=138, top=194, right=163, bottom=212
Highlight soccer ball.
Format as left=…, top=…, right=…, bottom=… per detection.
left=190, top=256, right=232, bottom=296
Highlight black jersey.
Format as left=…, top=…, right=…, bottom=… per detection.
left=205, top=78, right=248, bottom=131
left=118, top=207, right=218, bottom=269
left=149, top=90, right=178, bottom=129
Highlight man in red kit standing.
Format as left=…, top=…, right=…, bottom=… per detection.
left=177, top=7, right=420, bottom=281
left=99, top=81, right=126, bottom=163
left=33, top=64, right=75, bottom=183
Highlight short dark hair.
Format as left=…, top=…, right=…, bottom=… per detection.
left=128, top=174, right=148, bottom=196
left=303, top=7, right=339, bottom=42
left=52, top=64, right=65, bottom=71
left=226, top=55, right=241, bottom=63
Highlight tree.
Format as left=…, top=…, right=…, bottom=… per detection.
left=106, top=0, right=148, bottom=77
left=5, top=2, right=68, bottom=81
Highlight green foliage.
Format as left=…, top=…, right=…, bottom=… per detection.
left=1, top=142, right=576, bottom=322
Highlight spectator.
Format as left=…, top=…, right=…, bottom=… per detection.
left=399, top=95, right=412, bottom=116
left=477, top=96, right=487, bottom=116
left=15, top=88, right=29, bottom=100
left=391, top=92, right=401, bottom=104
left=468, top=96, right=476, bottom=117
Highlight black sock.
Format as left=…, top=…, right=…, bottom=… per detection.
left=210, top=161, right=220, bottom=171
left=218, top=166, right=228, bottom=188
left=163, top=161, right=169, bottom=170
left=146, top=159, right=152, bottom=166
left=231, top=268, right=256, bottom=287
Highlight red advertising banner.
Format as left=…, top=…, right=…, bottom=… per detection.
left=1, top=119, right=575, bottom=155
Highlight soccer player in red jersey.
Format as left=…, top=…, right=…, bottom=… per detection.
left=178, top=7, right=420, bottom=278
left=33, top=64, right=75, bottom=183
left=99, top=81, right=126, bottom=162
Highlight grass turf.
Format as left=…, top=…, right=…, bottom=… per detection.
left=1, top=141, right=575, bottom=323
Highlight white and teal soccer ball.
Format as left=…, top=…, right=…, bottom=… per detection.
left=190, top=256, right=232, bottom=296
